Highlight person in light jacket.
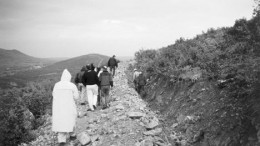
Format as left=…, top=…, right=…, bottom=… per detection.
left=52, top=69, right=79, bottom=145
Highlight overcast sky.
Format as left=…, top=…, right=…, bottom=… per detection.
left=0, top=0, right=255, bottom=58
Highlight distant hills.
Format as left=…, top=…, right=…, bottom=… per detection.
left=0, top=48, right=60, bottom=69
left=18, top=53, right=110, bottom=80
left=0, top=50, right=110, bottom=89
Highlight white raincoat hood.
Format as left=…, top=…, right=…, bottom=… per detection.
left=60, top=69, right=71, bottom=82
left=52, top=69, right=79, bottom=132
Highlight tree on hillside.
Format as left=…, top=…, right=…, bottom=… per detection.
left=0, top=89, right=35, bottom=145
left=253, top=0, right=260, bottom=16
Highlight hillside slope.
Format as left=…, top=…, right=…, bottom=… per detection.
left=0, top=48, right=57, bottom=68
left=19, top=62, right=174, bottom=146
left=0, top=54, right=110, bottom=89
left=127, top=15, right=260, bottom=146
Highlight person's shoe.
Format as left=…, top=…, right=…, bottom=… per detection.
left=58, top=142, right=66, bottom=146
left=70, top=133, right=76, bottom=140
left=93, top=105, right=97, bottom=110
left=80, top=102, right=86, bottom=105
left=102, top=104, right=108, bottom=109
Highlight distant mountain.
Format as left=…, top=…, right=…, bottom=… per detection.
left=0, top=48, right=57, bottom=69
left=42, top=53, right=109, bottom=73
left=43, top=57, right=69, bottom=62
left=0, top=53, right=110, bottom=89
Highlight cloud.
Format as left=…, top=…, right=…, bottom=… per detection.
left=0, top=0, right=255, bottom=58
left=103, top=19, right=123, bottom=24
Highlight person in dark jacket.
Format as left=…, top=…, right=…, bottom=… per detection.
left=133, top=68, right=141, bottom=91
left=82, top=65, right=99, bottom=111
left=75, top=66, right=87, bottom=104
left=107, top=55, right=118, bottom=77
left=99, top=66, right=113, bottom=109
left=136, top=72, right=146, bottom=94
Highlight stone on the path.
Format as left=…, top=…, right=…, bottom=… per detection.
left=91, top=135, right=99, bottom=142
left=128, top=112, right=145, bottom=119
left=180, top=140, right=187, bottom=146
left=171, top=123, right=178, bottom=128
left=77, top=131, right=91, bottom=145
left=154, top=141, right=168, bottom=146
left=140, top=139, right=154, bottom=146
left=88, top=117, right=99, bottom=124
left=192, top=129, right=204, bottom=143
left=145, top=119, right=159, bottom=130
left=78, top=111, right=87, bottom=118
left=154, top=136, right=165, bottom=143
left=143, top=128, right=162, bottom=136
left=140, top=107, right=145, bottom=111
left=115, top=104, right=125, bottom=111
left=177, top=114, right=186, bottom=124
left=135, top=142, right=141, bottom=146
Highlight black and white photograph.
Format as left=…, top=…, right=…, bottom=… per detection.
left=0, top=0, right=259, bottom=145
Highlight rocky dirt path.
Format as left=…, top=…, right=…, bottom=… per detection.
left=22, top=62, right=171, bottom=146
left=73, top=62, right=170, bottom=146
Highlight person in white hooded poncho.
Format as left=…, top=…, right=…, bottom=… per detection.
left=52, top=69, right=79, bottom=144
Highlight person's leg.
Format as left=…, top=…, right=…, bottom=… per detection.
left=105, top=87, right=110, bottom=107
left=137, top=85, right=141, bottom=94
left=140, top=85, right=144, bottom=96
left=69, top=126, right=76, bottom=139
left=57, top=132, right=67, bottom=144
left=84, top=86, right=88, bottom=104
left=134, top=80, right=137, bottom=91
left=87, top=86, right=94, bottom=110
left=112, top=67, right=115, bottom=76
left=92, top=85, right=98, bottom=108
left=97, top=86, right=101, bottom=106
left=80, top=85, right=85, bottom=104
left=100, top=86, right=106, bottom=108
left=110, top=67, right=113, bottom=74
left=82, top=85, right=86, bottom=104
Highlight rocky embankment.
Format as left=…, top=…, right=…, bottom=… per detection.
left=20, top=61, right=183, bottom=146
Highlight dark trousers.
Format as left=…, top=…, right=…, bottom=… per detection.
left=137, top=85, right=142, bottom=94
left=101, top=86, right=110, bottom=107
left=97, top=86, right=101, bottom=106
left=110, top=66, right=116, bottom=77
left=134, top=80, right=138, bottom=91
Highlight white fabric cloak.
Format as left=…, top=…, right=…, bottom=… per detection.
left=52, top=69, right=79, bottom=132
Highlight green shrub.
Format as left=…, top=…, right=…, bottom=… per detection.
left=0, top=89, right=34, bottom=146
left=0, top=79, right=55, bottom=145
left=133, top=14, right=260, bottom=99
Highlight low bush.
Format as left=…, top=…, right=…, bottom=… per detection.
left=133, top=14, right=260, bottom=99
left=0, top=79, right=55, bottom=145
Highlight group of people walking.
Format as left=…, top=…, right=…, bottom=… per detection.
left=51, top=55, right=118, bottom=145
left=51, top=54, right=148, bottom=145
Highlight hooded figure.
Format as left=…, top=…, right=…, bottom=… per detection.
left=52, top=69, right=79, bottom=144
